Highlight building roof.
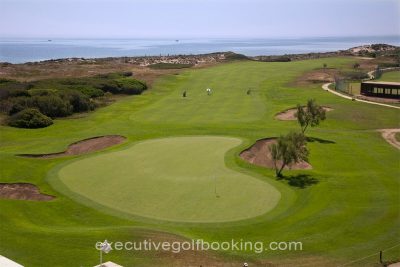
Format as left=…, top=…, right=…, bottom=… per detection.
left=362, top=81, right=400, bottom=86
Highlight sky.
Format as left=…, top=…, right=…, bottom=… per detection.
left=0, top=0, right=399, bottom=38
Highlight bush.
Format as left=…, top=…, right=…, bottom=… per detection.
left=96, top=80, right=121, bottom=94
left=8, top=108, right=53, bottom=128
left=78, top=87, right=104, bottom=98
left=28, top=89, right=58, bottom=96
left=341, top=71, right=369, bottom=80
left=122, top=71, right=133, bottom=77
left=33, top=95, right=73, bottom=118
left=59, top=90, right=95, bottom=112
left=8, top=96, right=34, bottom=115
left=148, top=63, right=194, bottom=69
left=97, top=78, right=147, bottom=95
left=116, top=78, right=147, bottom=95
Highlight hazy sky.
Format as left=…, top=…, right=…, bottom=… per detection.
left=1, top=0, right=399, bottom=38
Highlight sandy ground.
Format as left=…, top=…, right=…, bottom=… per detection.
left=379, top=129, right=400, bottom=150
left=0, top=183, right=54, bottom=201
left=240, top=138, right=312, bottom=170
left=292, top=68, right=337, bottom=87
left=18, top=135, right=126, bottom=158
left=275, top=107, right=333, bottom=121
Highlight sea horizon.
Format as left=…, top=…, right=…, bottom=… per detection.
left=1, top=35, right=399, bottom=64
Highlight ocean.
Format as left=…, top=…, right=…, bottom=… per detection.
left=0, top=36, right=399, bottom=64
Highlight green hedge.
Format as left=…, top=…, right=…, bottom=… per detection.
left=8, top=108, right=53, bottom=128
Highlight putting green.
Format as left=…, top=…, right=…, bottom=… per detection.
left=56, top=136, right=280, bottom=223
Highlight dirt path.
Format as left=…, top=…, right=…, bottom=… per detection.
left=322, top=83, right=400, bottom=110
left=379, top=129, right=400, bottom=150
left=240, top=138, right=312, bottom=170
left=0, top=183, right=54, bottom=201
left=18, top=135, right=126, bottom=158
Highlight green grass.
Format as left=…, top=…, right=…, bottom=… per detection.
left=53, top=136, right=280, bottom=223
left=395, top=132, right=400, bottom=142
left=0, top=57, right=399, bottom=266
left=377, top=70, right=400, bottom=82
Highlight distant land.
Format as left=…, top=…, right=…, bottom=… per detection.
left=1, top=43, right=398, bottom=67
left=0, top=36, right=399, bottom=63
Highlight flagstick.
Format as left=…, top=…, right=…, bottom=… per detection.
left=214, top=176, right=217, bottom=197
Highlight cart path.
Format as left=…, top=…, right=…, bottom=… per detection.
left=379, top=129, right=400, bottom=150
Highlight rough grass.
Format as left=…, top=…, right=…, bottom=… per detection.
left=377, top=70, right=400, bottom=82
left=0, top=57, right=399, bottom=266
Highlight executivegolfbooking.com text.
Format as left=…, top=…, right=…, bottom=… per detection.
left=95, top=239, right=303, bottom=254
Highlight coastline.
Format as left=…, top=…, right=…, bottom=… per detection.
left=1, top=43, right=399, bottom=66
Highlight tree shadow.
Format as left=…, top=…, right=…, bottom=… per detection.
left=282, top=174, right=319, bottom=188
left=306, top=136, right=336, bottom=144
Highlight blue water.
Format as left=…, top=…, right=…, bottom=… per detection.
left=0, top=36, right=399, bottom=64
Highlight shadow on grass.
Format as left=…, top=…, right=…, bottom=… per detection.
left=279, top=174, right=319, bottom=188
left=306, top=136, right=336, bottom=144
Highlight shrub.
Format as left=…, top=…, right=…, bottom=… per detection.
left=28, top=89, right=58, bottom=96
left=33, top=95, right=73, bottom=118
left=8, top=97, right=34, bottom=115
left=341, top=71, right=369, bottom=80
left=78, top=87, right=104, bottom=98
left=96, top=80, right=121, bottom=94
left=148, top=63, right=194, bottom=69
left=122, top=71, right=133, bottom=77
left=116, top=78, right=147, bottom=95
left=59, top=90, right=95, bottom=112
left=8, top=108, right=53, bottom=128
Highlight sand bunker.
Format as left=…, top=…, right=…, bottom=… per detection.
left=275, top=107, right=333, bottom=121
left=18, top=135, right=126, bottom=158
left=240, top=138, right=312, bottom=170
left=379, top=129, right=400, bottom=150
left=0, top=183, right=54, bottom=201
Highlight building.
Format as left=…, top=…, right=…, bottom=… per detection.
left=360, top=81, right=400, bottom=99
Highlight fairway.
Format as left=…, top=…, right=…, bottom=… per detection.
left=55, top=136, right=280, bottom=222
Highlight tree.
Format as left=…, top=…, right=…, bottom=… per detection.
left=269, top=132, right=309, bottom=177
left=296, top=99, right=326, bottom=134
left=323, top=63, right=327, bottom=69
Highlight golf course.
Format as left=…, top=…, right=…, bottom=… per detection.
left=0, top=57, right=399, bottom=266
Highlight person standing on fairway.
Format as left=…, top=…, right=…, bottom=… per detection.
left=206, top=88, right=212, bottom=95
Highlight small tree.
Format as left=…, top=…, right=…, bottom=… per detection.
left=269, top=132, right=309, bottom=177
left=323, top=63, right=327, bottom=69
left=296, top=99, right=326, bottom=134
